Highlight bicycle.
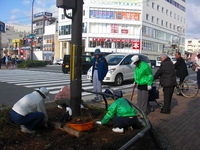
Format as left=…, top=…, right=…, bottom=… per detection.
left=175, top=79, right=199, bottom=98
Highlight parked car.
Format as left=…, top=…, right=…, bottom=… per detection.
left=87, top=53, right=151, bottom=86
left=186, top=61, right=194, bottom=68
left=62, top=54, right=92, bottom=74
left=53, top=59, right=63, bottom=65
left=150, top=60, right=156, bottom=68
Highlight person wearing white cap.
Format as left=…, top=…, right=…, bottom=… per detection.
left=131, top=55, right=153, bottom=114
left=10, top=87, right=50, bottom=133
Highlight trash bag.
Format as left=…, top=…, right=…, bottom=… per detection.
left=54, top=84, right=70, bottom=106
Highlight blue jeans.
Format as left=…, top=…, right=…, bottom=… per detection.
left=10, top=109, right=44, bottom=130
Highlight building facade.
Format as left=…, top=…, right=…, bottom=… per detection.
left=57, top=0, right=186, bottom=59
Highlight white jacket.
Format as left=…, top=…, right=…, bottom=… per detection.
left=12, top=91, right=48, bottom=122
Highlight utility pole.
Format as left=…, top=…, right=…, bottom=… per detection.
left=57, top=0, right=83, bottom=117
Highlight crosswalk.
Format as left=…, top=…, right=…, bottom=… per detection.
left=0, top=69, right=134, bottom=97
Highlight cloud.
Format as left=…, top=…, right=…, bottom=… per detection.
left=186, top=2, right=200, bottom=38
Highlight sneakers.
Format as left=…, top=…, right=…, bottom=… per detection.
left=92, top=96, right=102, bottom=102
left=112, top=127, right=124, bottom=133
left=21, top=125, right=35, bottom=134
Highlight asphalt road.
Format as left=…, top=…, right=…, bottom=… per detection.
left=0, top=65, right=196, bottom=108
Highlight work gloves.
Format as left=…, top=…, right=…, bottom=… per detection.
left=95, top=121, right=102, bottom=125
left=147, top=86, right=152, bottom=90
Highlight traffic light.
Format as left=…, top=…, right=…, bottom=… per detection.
left=56, top=0, right=75, bottom=9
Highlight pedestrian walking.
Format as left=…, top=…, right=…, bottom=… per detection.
left=10, top=87, right=50, bottom=133
left=131, top=55, right=153, bottom=114
left=154, top=54, right=176, bottom=114
left=91, top=48, right=108, bottom=102
left=174, top=52, right=188, bottom=85
left=3, top=54, right=11, bottom=69
left=95, top=89, right=142, bottom=133
left=195, top=54, right=200, bottom=88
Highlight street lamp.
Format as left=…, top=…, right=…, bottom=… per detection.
left=31, top=0, right=35, bottom=60
left=139, top=25, right=143, bottom=54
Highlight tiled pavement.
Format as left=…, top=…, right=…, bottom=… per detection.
left=147, top=91, right=200, bottom=150
left=123, top=90, right=200, bottom=150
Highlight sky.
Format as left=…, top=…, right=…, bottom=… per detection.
left=0, top=0, right=199, bottom=39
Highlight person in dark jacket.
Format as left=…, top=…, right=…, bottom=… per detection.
left=174, top=52, right=188, bottom=85
left=92, top=48, right=108, bottom=102
left=154, top=54, right=177, bottom=114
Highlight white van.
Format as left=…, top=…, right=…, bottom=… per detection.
left=156, top=55, right=176, bottom=67
left=87, top=53, right=151, bottom=86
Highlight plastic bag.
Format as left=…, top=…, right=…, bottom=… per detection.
left=192, top=64, right=198, bottom=72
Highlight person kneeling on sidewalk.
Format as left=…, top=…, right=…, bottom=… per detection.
left=95, top=89, right=143, bottom=133
left=10, top=87, right=49, bottom=134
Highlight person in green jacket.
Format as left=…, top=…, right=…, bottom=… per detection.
left=96, top=89, right=142, bottom=133
left=131, top=55, right=153, bottom=114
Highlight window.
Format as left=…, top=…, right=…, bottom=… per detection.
left=157, top=5, right=160, bottom=11
left=166, top=22, right=168, bottom=28
left=146, top=0, right=150, bottom=6
left=170, top=11, right=172, bottom=17
left=61, top=14, right=65, bottom=20
left=162, top=7, right=164, bottom=13
left=152, top=16, right=154, bottom=23
left=161, top=20, right=164, bottom=26
left=166, top=9, right=168, bottom=15
left=152, top=2, right=155, bottom=9
left=146, top=14, right=149, bottom=21
left=174, top=13, right=176, bottom=19
left=157, top=18, right=159, bottom=24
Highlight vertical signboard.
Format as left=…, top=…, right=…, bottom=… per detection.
left=132, top=40, right=140, bottom=50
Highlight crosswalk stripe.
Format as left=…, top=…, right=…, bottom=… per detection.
left=0, top=69, right=133, bottom=97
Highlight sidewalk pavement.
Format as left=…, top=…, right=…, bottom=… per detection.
left=87, top=89, right=200, bottom=150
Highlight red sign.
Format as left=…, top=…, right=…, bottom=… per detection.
left=132, top=41, right=140, bottom=50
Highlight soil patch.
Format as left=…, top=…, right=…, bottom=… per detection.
left=0, top=104, right=157, bottom=150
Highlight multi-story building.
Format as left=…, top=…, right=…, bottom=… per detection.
left=57, top=0, right=186, bottom=59
left=185, top=39, right=200, bottom=54
left=1, top=24, right=30, bottom=57
left=33, top=12, right=55, bottom=51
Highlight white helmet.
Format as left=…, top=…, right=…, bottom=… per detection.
left=131, top=55, right=139, bottom=64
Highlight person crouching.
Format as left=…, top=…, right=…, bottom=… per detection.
left=95, top=89, right=143, bottom=133
left=10, top=87, right=50, bottom=133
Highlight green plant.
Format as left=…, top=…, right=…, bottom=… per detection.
left=17, top=60, right=46, bottom=68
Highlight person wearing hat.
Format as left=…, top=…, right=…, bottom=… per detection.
left=92, top=48, right=108, bottom=102
left=95, top=89, right=143, bottom=133
left=131, top=55, right=153, bottom=114
left=10, top=87, right=50, bottom=133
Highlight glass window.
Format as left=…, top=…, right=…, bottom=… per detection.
left=146, top=14, right=149, bottom=20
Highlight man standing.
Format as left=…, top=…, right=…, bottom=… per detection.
left=10, top=87, right=50, bottom=133
left=174, top=52, right=188, bottom=85
left=92, top=48, right=108, bottom=102
left=154, top=54, right=177, bottom=114
left=131, top=55, right=153, bottom=114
